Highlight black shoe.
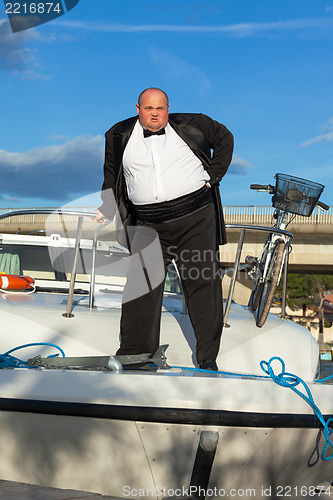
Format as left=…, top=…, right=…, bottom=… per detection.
left=199, top=360, right=218, bottom=371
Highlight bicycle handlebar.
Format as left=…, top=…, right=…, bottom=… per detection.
left=250, top=184, right=275, bottom=194
left=317, top=200, right=329, bottom=211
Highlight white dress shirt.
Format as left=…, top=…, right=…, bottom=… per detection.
left=122, top=121, right=210, bottom=205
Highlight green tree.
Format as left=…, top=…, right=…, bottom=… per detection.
left=278, top=274, right=333, bottom=348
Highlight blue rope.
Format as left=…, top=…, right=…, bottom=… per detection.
left=0, top=342, right=66, bottom=369
left=261, top=356, right=333, bottom=461
left=317, top=374, right=333, bottom=384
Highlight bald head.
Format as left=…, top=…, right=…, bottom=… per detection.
left=138, top=88, right=169, bottom=107
left=136, top=88, right=169, bottom=132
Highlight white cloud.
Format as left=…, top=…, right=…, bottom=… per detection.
left=0, top=19, right=45, bottom=78
left=301, top=118, right=333, bottom=146
left=149, top=47, right=211, bottom=97
left=55, top=17, right=333, bottom=37
left=0, top=135, right=104, bottom=203
left=229, top=155, right=252, bottom=175
left=301, top=132, right=333, bottom=146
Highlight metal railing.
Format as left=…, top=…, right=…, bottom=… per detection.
left=0, top=207, right=94, bottom=225
left=0, top=207, right=92, bottom=215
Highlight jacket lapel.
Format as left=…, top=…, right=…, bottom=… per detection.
left=168, top=114, right=211, bottom=169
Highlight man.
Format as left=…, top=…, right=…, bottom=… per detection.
left=94, top=88, right=233, bottom=370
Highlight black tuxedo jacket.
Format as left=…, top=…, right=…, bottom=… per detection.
left=99, top=113, right=234, bottom=247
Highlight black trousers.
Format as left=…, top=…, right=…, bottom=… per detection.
left=116, top=203, right=223, bottom=364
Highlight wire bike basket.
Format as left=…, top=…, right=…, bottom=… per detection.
left=272, top=173, right=324, bottom=217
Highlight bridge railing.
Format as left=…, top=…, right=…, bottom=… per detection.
left=0, top=206, right=332, bottom=225
left=0, top=207, right=94, bottom=225
left=224, top=205, right=333, bottom=225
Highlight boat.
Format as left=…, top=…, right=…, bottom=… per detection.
left=0, top=208, right=332, bottom=500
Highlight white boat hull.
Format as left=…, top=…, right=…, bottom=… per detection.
left=0, top=366, right=333, bottom=498
left=0, top=410, right=331, bottom=499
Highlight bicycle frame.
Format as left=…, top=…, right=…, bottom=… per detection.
left=258, top=209, right=291, bottom=288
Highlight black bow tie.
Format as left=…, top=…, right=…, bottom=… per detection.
left=143, top=128, right=165, bottom=138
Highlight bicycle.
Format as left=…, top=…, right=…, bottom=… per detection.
left=246, top=173, right=329, bottom=328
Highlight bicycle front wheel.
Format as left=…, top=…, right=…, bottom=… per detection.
left=248, top=244, right=269, bottom=312
left=256, top=240, right=285, bottom=328
left=249, top=279, right=263, bottom=311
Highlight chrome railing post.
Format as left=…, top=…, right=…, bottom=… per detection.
left=280, top=245, right=289, bottom=319
left=170, top=260, right=187, bottom=314
left=89, top=232, right=98, bottom=309
left=89, top=220, right=112, bottom=309
left=223, top=228, right=246, bottom=327
left=63, top=216, right=84, bottom=318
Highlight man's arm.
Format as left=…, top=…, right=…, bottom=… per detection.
left=97, top=130, right=118, bottom=220
left=196, top=113, right=234, bottom=186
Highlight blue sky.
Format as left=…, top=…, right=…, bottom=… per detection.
left=0, top=0, right=332, bottom=209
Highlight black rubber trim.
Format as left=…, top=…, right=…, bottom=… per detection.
left=0, top=397, right=330, bottom=429
left=190, top=431, right=219, bottom=495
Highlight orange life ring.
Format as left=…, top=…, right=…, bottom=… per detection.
left=0, top=274, right=35, bottom=291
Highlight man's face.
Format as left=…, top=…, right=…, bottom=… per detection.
left=136, top=90, right=169, bottom=132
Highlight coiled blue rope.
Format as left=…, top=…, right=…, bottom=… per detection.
left=0, top=342, right=65, bottom=369
left=260, top=356, right=333, bottom=461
